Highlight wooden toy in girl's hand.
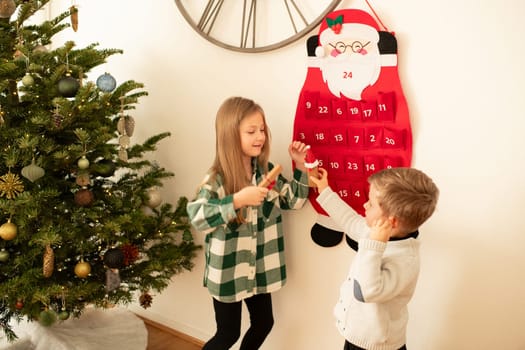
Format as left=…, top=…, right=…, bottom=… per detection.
left=259, top=164, right=282, bottom=190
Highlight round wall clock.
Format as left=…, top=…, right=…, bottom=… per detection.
left=174, top=0, right=343, bottom=53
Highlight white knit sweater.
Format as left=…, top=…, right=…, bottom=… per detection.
left=316, top=187, right=420, bottom=350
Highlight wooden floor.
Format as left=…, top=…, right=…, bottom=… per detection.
left=141, top=317, right=205, bottom=350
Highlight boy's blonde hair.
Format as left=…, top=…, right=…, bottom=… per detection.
left=369, top=167, right=439, bottom=232
left=210, top=97, right=271, bottom=195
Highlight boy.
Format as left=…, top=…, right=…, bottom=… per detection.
left=310, top=167, right=439, bottom=350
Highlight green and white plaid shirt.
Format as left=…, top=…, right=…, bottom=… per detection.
left=187, top=162, right=309, bottom=302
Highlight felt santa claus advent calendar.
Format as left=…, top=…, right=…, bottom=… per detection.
left=293, top=8, right=412, bottom=249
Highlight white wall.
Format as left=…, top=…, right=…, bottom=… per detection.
left=49, top=1, right=525, bottom=349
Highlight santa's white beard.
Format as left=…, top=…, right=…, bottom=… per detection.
left=319, top=52, right=381, bottom=100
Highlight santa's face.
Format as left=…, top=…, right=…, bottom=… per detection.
left=319, top=37, right=381, bottom=100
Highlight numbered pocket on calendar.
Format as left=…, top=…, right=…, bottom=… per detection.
left=361, top=100, right=377, bottom=122
left=347, top=100, right=362, bottom=121
left=312, top=127, right=329, bottom=145
left=316, top=97, right=332, bottom=119
left=332, top=99, right=347, bottom=121
left=327, top=154, right=345, bottom=174
left=364, top=155, right=382, bottom=175
left=383, top=156, right=402, bottom=169
left=383, top=128, right=406, bottom=149
left=302, top=91, right=319, bottom=119
left=330, top=127, right=347, bottom=146
left=350, top=182, right=368, bottom=212
left=335, top=181, right=352, bottom=205
left=344, top=155, right=364, bottom=175
left=377, top=92, right=396, bottom=122
left=347, top=127, right=365, bottom=149
left=365, top=127, right=383, bottom=149
left=294, top=127, right=311, bottom=144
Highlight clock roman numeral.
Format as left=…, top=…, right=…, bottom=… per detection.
left=197, top=0, right=309, bottom=49
left=197, top=0, right=224, bottom=35
left=175, top=0, right=343, bottom=52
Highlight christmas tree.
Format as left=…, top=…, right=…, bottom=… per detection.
left=0, top=0, right=199, bottom=341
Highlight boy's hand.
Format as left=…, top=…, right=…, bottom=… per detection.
left=369, top=218, right=395, bottom=242
left=309, top=167, right=329, bottom=192
left=288, top=141, right=308, bottom=172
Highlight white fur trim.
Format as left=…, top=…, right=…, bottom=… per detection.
left=315, top=46, right=325, bottom=58
left=307, top=56, right=322, bottom=68
left=380, top=53, right=397, bottom=67
left=320, top=23, right=379, bottom=45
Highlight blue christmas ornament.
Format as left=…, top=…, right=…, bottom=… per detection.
left=96, top=73, right=117, bottom=92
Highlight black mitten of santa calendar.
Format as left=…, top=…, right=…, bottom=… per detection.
left=292, top=9, right=412, bottom=250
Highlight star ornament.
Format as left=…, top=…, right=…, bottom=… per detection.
left=0, top=171, right=24, bottom=199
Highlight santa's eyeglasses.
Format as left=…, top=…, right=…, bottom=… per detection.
left=329, top=40, right=370, bottom=54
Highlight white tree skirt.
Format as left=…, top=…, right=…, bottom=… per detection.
left=0, top=307, right=147, bottom=350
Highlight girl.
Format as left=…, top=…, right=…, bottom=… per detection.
left=187, top=96, right=310, bottom=349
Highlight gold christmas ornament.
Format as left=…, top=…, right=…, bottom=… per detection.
left=0, top=171, right=24, bottom=199
left=74, top=260, right=91, bottom=278
left=0, top=219, right=17, bottom=241
left=21, top=159, right=45, bottom=182
left=43, top=244, right=54, bottom=278
left=77, top=155, right=90, bottom=169
left=22, top=73, right=34, bottom=87
left=145, top=187, right=162, bottom=208
left=0, top=0, right=16, bottom=19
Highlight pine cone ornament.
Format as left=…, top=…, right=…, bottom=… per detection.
left=121, top=244, right=139, bottom=266
left=139, top=292, right=153, bottom=309
left=69, top=5, right=78, bottom=31
left=43, top=244, right=54, bottom=278
left=52, top=112, right=63, bottom=128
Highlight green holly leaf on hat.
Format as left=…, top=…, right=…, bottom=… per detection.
left=326, top=15, right=344, bottom=34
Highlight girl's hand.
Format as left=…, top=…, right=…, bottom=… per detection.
left=233, top=186, right=269, bottom=208
left=288, top=141, right=308, bottom=172
left=369, top=218, right=395, bottom=242
left=309, top=167, right=330, bottom=192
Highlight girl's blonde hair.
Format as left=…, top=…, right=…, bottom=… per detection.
left=369, top=167, right=439, bottom=232
left=210, top=97, right=271, bottom=195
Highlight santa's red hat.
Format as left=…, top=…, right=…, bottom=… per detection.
left=316, top=9, right=380, bottom=57
left=304, top=146, right=319, bottom=169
